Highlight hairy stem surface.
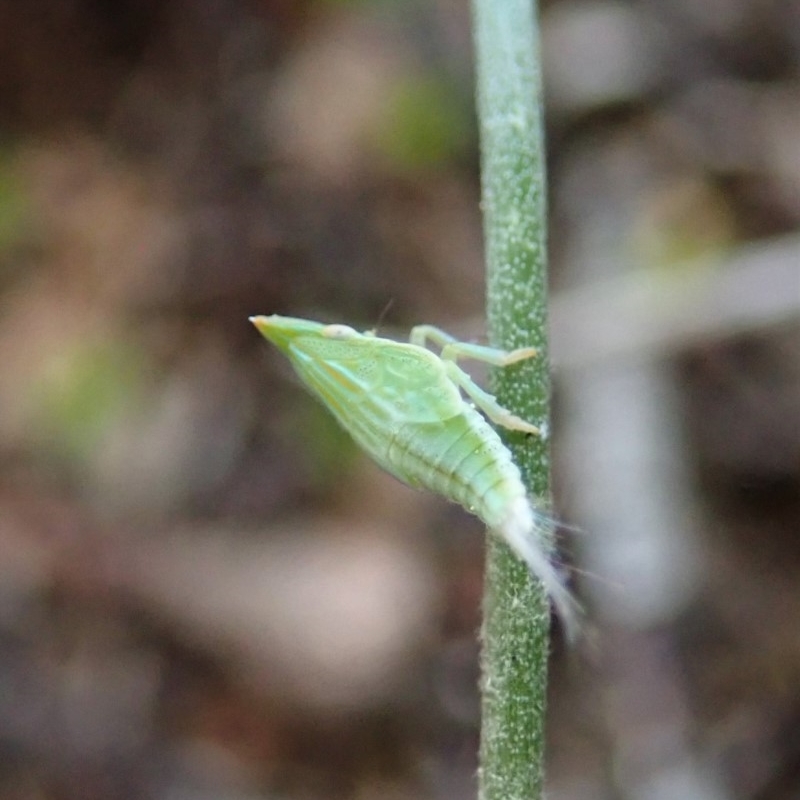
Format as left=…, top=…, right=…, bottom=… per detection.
left=471, top=0, right=553, bottom=798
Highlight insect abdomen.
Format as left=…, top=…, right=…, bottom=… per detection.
left=388, top=405, right=526, bottom=532
left=390, top=409, right=578, bottom=636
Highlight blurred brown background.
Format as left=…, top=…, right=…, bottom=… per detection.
left=0, top=1, right=798, bottom=799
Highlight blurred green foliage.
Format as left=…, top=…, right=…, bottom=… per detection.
left=375, top=76, right=472, bottom=171
left=286, top=398, right=359, bottom=490
left=0, top=150, right=30, bottom=263
left=30, top=336, right=146, bottom=465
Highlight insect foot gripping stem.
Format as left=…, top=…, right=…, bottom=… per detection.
left=499, top=496, right=579, bottom=642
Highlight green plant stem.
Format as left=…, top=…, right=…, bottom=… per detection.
left=471, top=1, right=553, bottom=799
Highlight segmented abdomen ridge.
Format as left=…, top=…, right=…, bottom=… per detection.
left=389, top=405, right=526, bottom=531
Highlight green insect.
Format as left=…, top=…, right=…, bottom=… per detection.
left=251, top=314, right=575, bottom=631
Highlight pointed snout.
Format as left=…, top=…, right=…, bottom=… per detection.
left=250, top=314, right=327, bottom=353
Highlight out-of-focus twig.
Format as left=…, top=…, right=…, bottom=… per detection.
left=549, top=234, right=800, bottom=370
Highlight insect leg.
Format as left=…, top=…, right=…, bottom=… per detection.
left=442, top=340, right=538, bottom=365
left=443, top=360, right=541, bottom=436
left=410, top=325, right=538, bottom=365
left=409, top=324, right=458, bottom=349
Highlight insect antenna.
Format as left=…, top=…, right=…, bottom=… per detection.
left=369, top=298, right=395, bottom=335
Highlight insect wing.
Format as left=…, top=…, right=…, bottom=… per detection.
left=367, top=344, right=465, bottom=422
left=287, top=334, right=463, bottom=427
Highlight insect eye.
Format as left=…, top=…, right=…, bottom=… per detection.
left=322, top=324, right=357, bottom=339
